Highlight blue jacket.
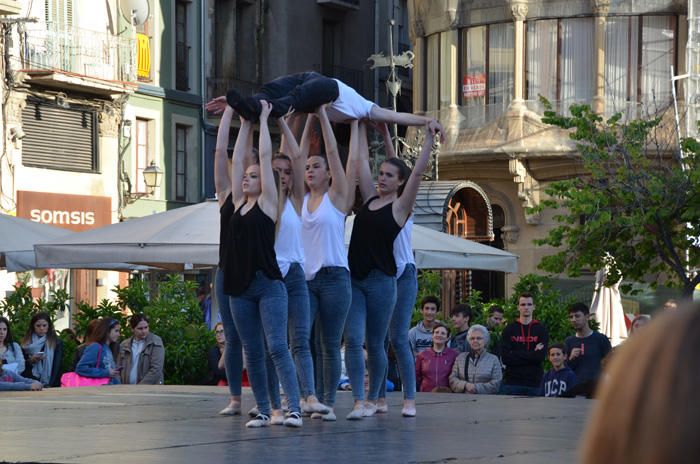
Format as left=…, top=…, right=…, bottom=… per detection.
left=75, top=343, right=120, bottom=384
left=539, top=366, right=577, bottom=397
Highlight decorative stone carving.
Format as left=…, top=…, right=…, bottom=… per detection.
left=98, top=109, right=121, bottom=137
left=510, top=1, right=528, bottom=21
left=501, top=225, right=521, bottom=244
left=509, top=158, right=541, bottom=225
left=592, top=0, right=611, bottom=16
left=5, top=92, right=27, bottom=125
left=411, top=20, right=425, bottom=39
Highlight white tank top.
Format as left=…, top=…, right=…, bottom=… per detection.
left=302, top=192, right=348, bottom=280
left=275, top=198, right=305, bottom=277
left=393, top=215, right=415, bottom=278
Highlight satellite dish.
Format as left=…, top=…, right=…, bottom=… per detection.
left=119, top=0, right=150, bottom=26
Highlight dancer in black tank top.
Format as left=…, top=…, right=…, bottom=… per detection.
left=223, top=101, right=303, bottom=428
left=344, top=122, right=437, bottom=420
left=211, top=106, right=244, bottom=416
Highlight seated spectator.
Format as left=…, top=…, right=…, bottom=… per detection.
left=76, top=318, right=121, bottom=385
left=72, top=319, right=100, bottom=371
left=448, top=304, right=472, bottom=353
left=408, top=295, right=442, bottom=357
left=539, top=343, right=576, bottom=397
left=21, top=312, right=63, bottom=387
left=119, top=314, right=165, bottom=385
left=415, top=324, right=458, bottom=393
left=449, top=324, right=502, bottom=394
left=581, top=303, right=700, bottom=464
left=629, top=314, right=651, bottom=337
left=0, top=365, right=42, bottom=391
left=208, top=323, right=228, bottom=386
left=0, top=317, right=25, bottom=374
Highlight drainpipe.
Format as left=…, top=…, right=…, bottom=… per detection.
left=374, top=0, right=379, bottom=104
left=200, top=0, right=207, bottom=200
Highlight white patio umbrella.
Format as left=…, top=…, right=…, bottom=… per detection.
left=35, top=201, right=518, bottom=272
left=591, top=267, right=628, bottom=347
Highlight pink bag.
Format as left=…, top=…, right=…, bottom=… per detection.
left=60, top=344, right=111, bottom=388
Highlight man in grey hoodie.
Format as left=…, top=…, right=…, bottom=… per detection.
left=408, top=296, right=441, bottom=357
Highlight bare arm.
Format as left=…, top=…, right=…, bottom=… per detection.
left=356, top=122, right=375, bottom=204
left=231, top=118, right=253, bottom=208
left=344, top=120, right=361, bottom=212
left=214, top=107, right=234, bottom=208
left=370, top=106, right=445, bottom=143
left=376, top=122, right=396, bottom=159
left=258, top=101, right=279, bottom=220
left=277, top=116, right=305, bottom=211
left=318, top=105, right=349, bottom=212
left=393, top=126, right=434, bottom=226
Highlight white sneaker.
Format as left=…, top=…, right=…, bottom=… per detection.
left=321, top=409, right=337, bottom=421
left=362, top=402, right=378, bottom=417
left=245, top=413, right=270, bottom=428
left=302, top=400, right=331, bottom=415
left=283, top=412, right=303, bottom=428
left=247, top=406, right=259, bottom=418
left=218, top=404, right=241, bottom=416
left=346, top=406, right=365, bottom=420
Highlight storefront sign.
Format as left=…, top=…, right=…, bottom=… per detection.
left=463, top=73, right=486, bottom=98
left=17, top=191, right=111, bottom=232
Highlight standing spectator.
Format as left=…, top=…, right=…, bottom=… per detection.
left=198, top=286, right=213, bottom=329
left=486, top=305, right=505, bottom=359
left=415, top=324, right=458, bottom=392
left=119, top=314, right=165, bottom=385
left=447, top=304, right=472, bottom=353
left=0, top=317, right=25, bottom=374
left=539, top=344, right=576, bottom=397
left=500, top=293, right=549, bottom=396
left=76, top=318, right=121, bottom=385
left=449, top=325, right=502, bottom=394
left=564, top=302, right=611, bottom=397
left=629, top=314, right=651, bottom=337
left=408, top=296, right=441, bottom=357
left=21, top=312, right=63, bottom=388
left=208, top=322, right=228, bottom=386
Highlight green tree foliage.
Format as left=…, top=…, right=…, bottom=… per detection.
left=535, top=101, right=700, bottom=296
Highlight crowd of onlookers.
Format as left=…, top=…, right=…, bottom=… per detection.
left=0, top=294, right=681, bottom=397
left=0, top=313, right=164, bottom=391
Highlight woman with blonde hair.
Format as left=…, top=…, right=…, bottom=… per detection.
left=580, top=303, right=700, bottom=464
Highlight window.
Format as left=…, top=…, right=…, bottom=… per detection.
left=135, top=119, right=150, bottom=193
left=459, top=23, right=514, bottom=109
left=605, top=15, right=676, bottom=115
left=45, top=0, right=73, bottom=28
left=21, top=98, right=98, bottom=172
left=526, top=18, right=594, bottom=107
left=425, top=33, right=440, bottom=111
left=175, top=0, right=190, bottom=91
left=176, top=125, right=189, bottom=201
left=136, top=1, right=153, bottom=82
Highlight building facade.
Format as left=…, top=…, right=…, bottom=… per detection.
left=409, top=0, right=687, bottom=303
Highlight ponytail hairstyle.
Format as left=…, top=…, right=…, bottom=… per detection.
left=382, top=158, right=411, bottom=196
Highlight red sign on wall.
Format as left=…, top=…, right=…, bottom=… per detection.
left=462, top=73, right=486, bottom=98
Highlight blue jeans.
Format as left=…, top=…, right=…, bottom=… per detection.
left=229, top=271, right=300, bottom=415
left=307, top=266, right=351, bottom=407
left=215, top=268, right=242, bottom=396
left=380, top=264, right=418, bottom=400
left=265, top=263, right=316, bottom=407
left=344, top=270, right=397, bottom=402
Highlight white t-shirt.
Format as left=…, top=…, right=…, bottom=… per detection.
left=129, top=339, right=145, bottom=385
left=327, top=79, right=376, bottom=122
left=275, top=199, right=305, bottom=277
left=393, top=215, right=415, bottom=278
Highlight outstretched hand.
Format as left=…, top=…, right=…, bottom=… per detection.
left=260, top=100, right=272, bottom=120
left=205, top=96, right=231, bottom=115
left=427, top=119, right=445, bottom=143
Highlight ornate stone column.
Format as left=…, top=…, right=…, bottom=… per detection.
left=411, top=20, right=426, bottom=114
left=510, top=1, right=528, bottom=103
left=592, top=0, right=611, bottom=114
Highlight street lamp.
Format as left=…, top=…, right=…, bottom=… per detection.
left=125, top=160, right=162, bottom=204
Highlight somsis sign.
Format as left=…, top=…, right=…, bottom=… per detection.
left=30, top=209, right=95, bottom=226
left=17, top=190, right=111, bottom=232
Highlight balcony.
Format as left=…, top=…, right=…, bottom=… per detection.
left=19, top=22, right=137, bottom=94
left=316, top=0, right=359, bottom=11
left=0, top=0, right=20, bottom=15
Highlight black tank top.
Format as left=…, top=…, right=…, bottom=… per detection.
left=348, top=197, right=402, bottom=279
left=223, top=202, right=282, bottom=296
left=218, top=193, right=234, bottom=269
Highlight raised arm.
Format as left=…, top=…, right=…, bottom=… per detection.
left=376, top=122, right=396, bottom=159
left=370, top=107, right=445, bottom=143
left=258, top=101, right=279, bottom=221
left=231, top=117, right=253, bottom=208
left=344, top=120, right=361, bottom=211
left=393, top=126, right=434, bottom=226
left=356, top=122, right=375, bottom=204
left=317, top=105, right=349, bottom=212
left=214, top=107, right=234, bottom=208
left=277, top=115, right=306, bottom=211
